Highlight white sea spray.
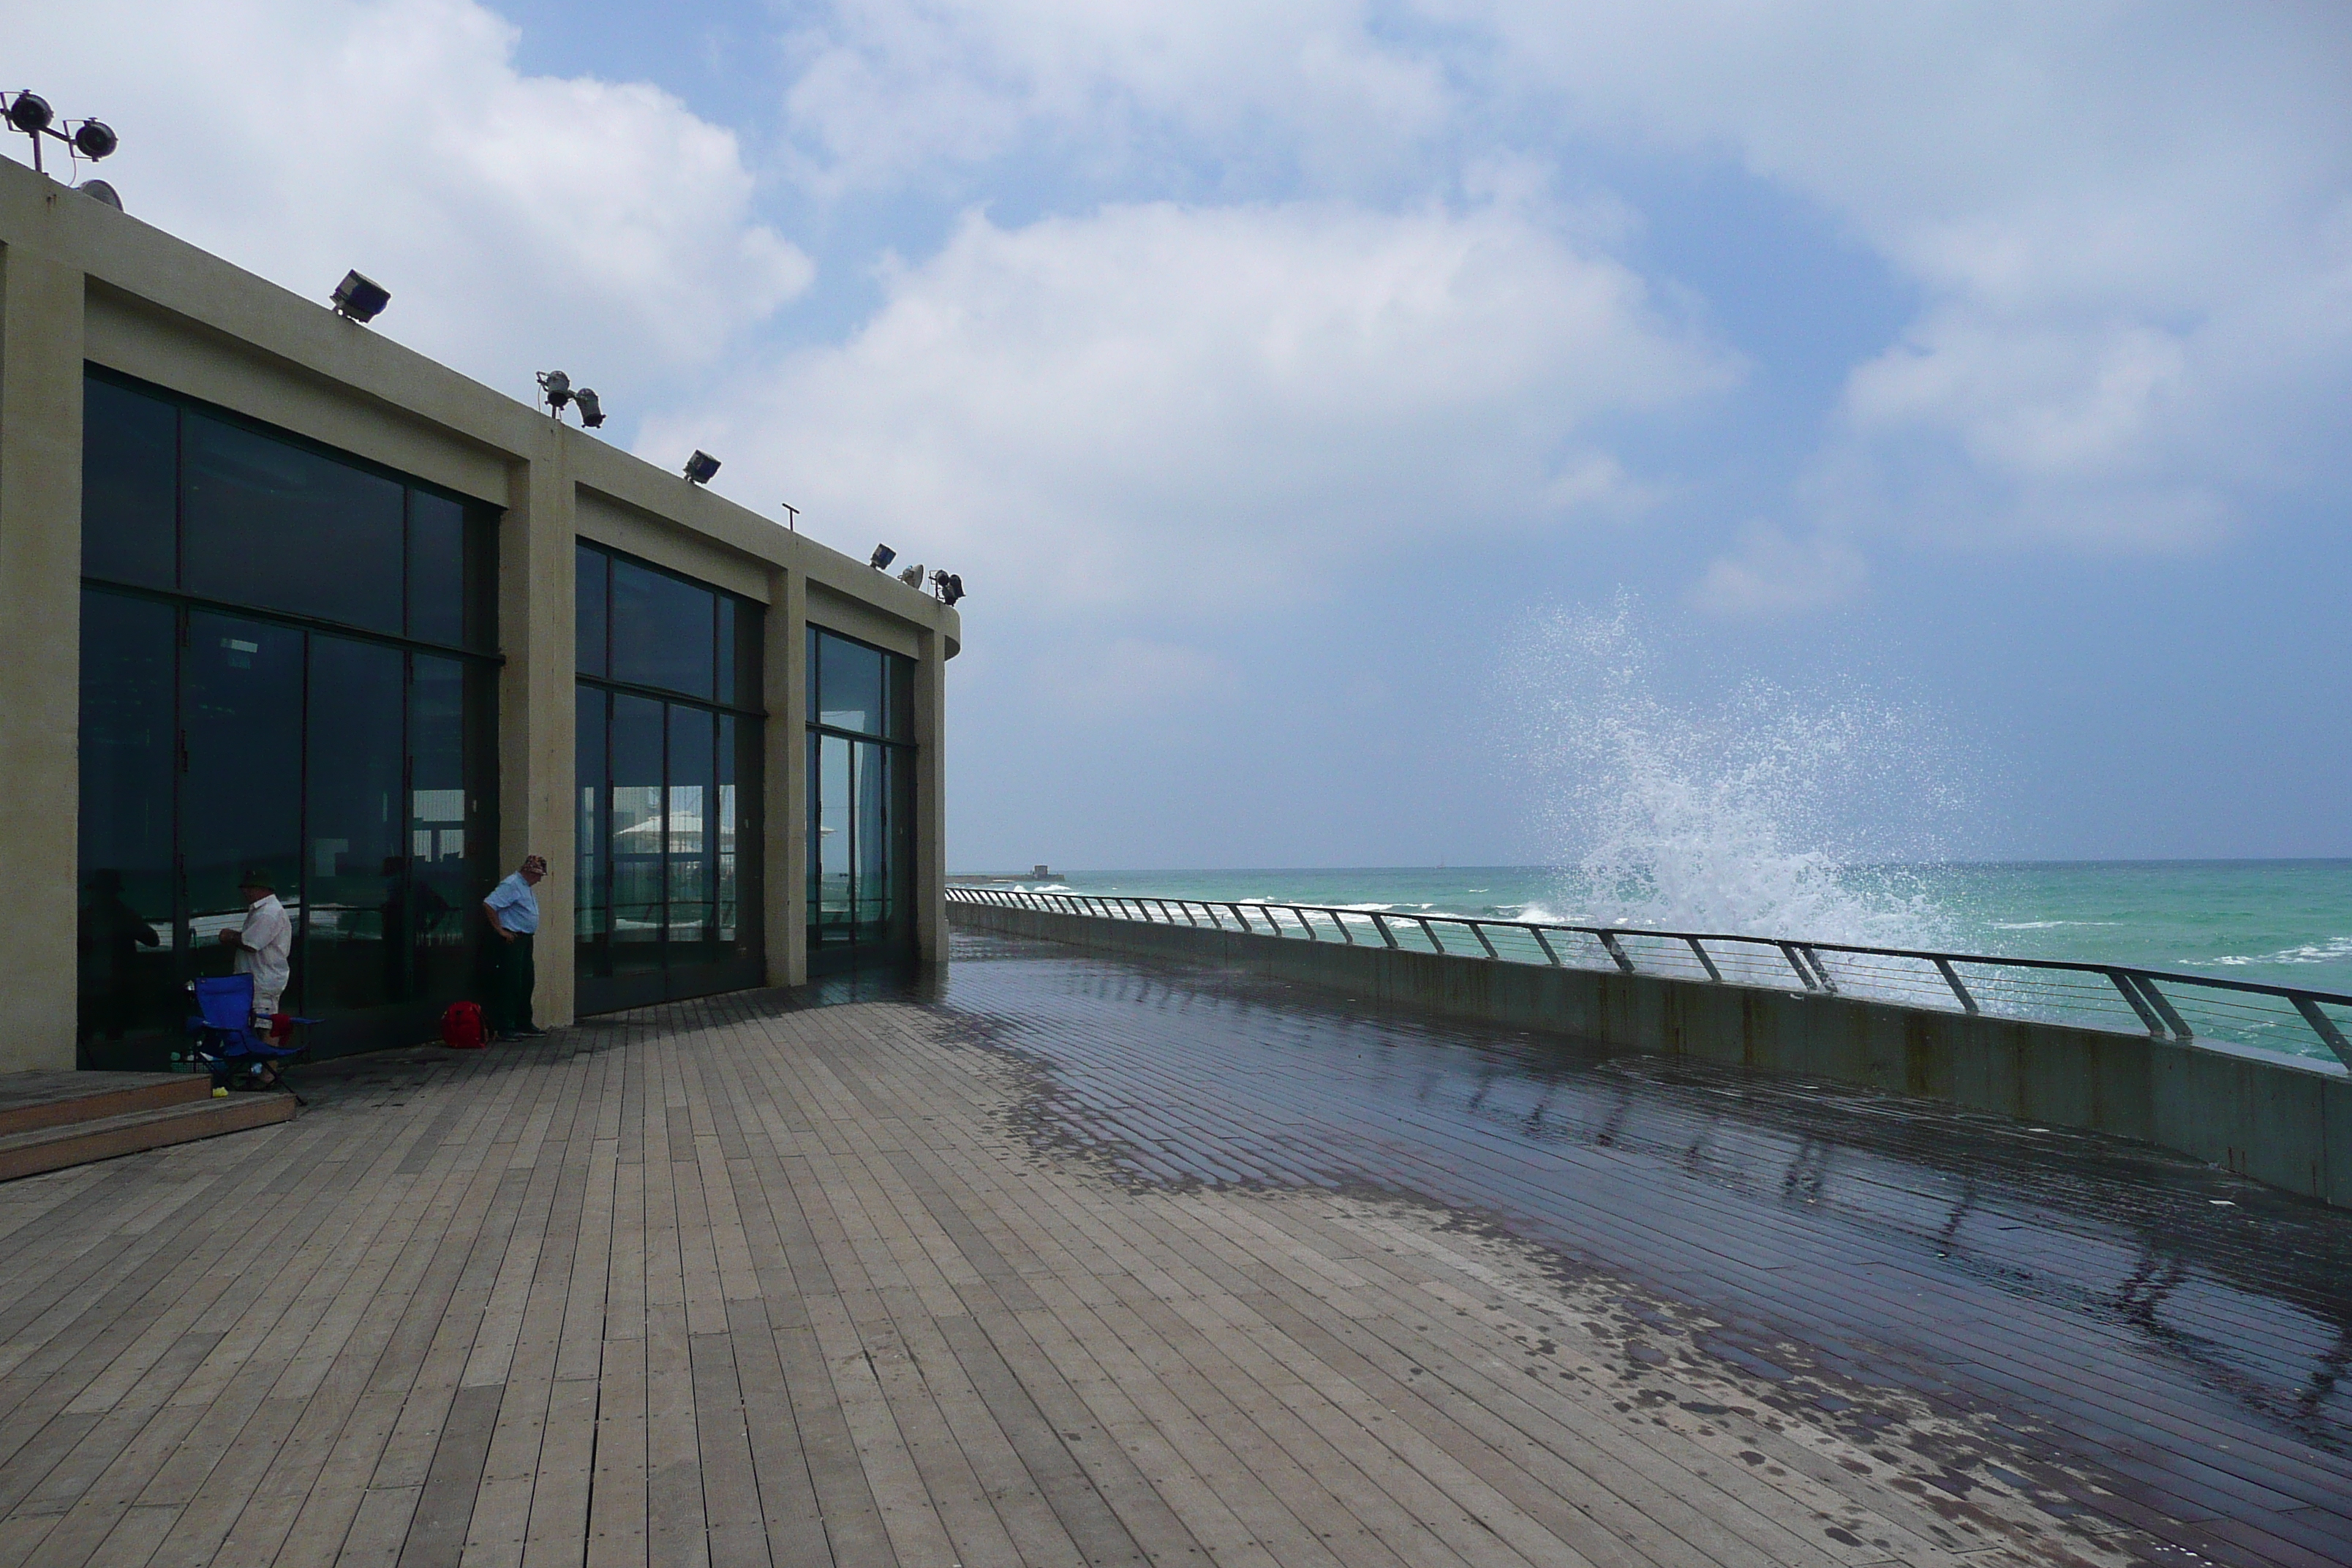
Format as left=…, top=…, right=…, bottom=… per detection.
left=1507, top=597, right=1967, bottom=949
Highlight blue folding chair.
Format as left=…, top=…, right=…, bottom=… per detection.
left=186, top=974, right=312, bottom=1104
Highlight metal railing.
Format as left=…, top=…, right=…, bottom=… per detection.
left=947, top=884, right=2352, bottom=1070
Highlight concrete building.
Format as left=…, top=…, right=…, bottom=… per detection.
left=0, top=154, right=957, bottom=1073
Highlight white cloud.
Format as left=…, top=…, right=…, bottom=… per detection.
left=782, top=0, right=1452, bottom=192
left=13, top=0, right=810, bottom=406
left=1686, top=524, right=1866, bottom=620
left=641, top=197, right=1732, bottom=612
left=1460, top=0, right=2352, bottom=553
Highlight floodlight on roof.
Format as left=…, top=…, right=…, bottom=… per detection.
left=75, top=179, right=121, bottom=211
left=931, top=570, right=965, bottom=607
left=538, top=369, right=572, bottom=408
left=684, top=450, right=720, bottom=485
left=573, top=388, right=604, bottom=429
left=868, top=544, right=896, bottom=571
left=5, top=92, right=53, bottom=134
left=330, top=270, right=391, bottom=323
left=4, top=91, right=117, bottom=178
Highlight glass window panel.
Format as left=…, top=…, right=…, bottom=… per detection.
left=816, top=632, right=885, bottom=734
left=182, top=413, right=404, bottom=635
left=304, top=636, right=406, bottom=1012
left=813, top=733, right=852, bottom=943
left=667, top=706, right=714, bottom=951
left=610, top=557, right=715, bottom=698
left=410, top=655, right=478, bottom=1006
left=715, top=715, right=739, bottom=946
left=609, top=694, right=666, bottom=972
left=576, top=544, right=608, bottom=678
left=77, top=591, right=177, bottom=1058
left=576, top=686, right=607, bottom=958
left=853, top=742, right=892, bottom=939
left=715, top=598, right=737, bottom=707
left=181, top=612, right=304, bottom=978
left=82, top=375, right=177, bottom=590
left=805, top=626, right=818, bottom=729
left=407, top=491, right=467, bottom=647
left=886, top=652, right=914, bottom=741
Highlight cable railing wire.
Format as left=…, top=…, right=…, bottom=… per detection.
left=948, top=884, right=2352, bottom=1071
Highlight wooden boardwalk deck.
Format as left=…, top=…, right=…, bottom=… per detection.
left=1, top=932, right=2345, bottom=1568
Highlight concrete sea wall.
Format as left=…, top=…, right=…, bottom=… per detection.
left=951, top=901, right=2352, bottom=1210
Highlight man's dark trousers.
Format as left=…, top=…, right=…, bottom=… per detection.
left=490, top=932, right=535, bottom=1036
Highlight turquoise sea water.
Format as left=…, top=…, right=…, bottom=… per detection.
left=1009, top=862, right=2352, bottom=990
left=977, top=862, right=2352, bottom=1057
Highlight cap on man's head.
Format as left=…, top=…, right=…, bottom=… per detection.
left=238, top=868, right=275, bottom=891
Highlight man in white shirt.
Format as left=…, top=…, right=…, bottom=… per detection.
left=483, top=854, right=547, bottom=1040
left=217, top=869, right=293, bottom=1025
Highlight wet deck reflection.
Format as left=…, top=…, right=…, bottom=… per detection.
left=935, top=931, right=2352, bottom=1566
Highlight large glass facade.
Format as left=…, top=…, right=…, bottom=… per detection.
left=575, top=543, right=763, bottom=1011
left=807, top=627, right=916, bottom=972
left=76, top=368, right=498, bottom=1066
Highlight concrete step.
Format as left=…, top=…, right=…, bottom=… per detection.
left=0, top=1070, right=214, bottom=1137
left=0, top=1093, right=295, bottom=1182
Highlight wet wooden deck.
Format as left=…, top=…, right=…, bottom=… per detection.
left=1, top=932, right=2345, bottom=1567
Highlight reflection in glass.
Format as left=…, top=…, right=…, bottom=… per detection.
left=610, top=694, right=665, bottom=973
left=182, top=413, right=405, bottom=635
left=406, top=492, right=468, bottom=648
left=815, top=630, right=886, bottom=734
left=181, top=613, right=304, bottom=965
left=577, top=686, right=606, bottom=951
left=668, top=706, right=714, bottom=951
left=815, top=733, right=853, bottom=941
left=716, top=715, right=739, bottom=945
left=576, top=543, right=608, bottom=678
left=304, top=636, right=405, bottom=1011
left=610, top=557, right=714, bottom=698
left=77, top=592, right=176, bottom=1056
left=410, top=655, right=476, bottom=1006
left=82, top=376, right=178, bottom=590
left=854, top=742, right=892, bottom=938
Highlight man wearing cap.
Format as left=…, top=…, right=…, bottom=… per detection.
left=483, top=855, right=548, bottom=1040
left=216, top=869, right=293, bottom=1025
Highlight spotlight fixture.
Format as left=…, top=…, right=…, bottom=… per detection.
left=897, top=562, right=925, bottom=589
left=535, top=372, right=605, bottom=429
left=3, top=90, right=117, bottom=178
left=930, top=570, right=965, bottom=608
left=330, top=270, right=391, bottom=323
left=572, top=388, right=604, bottom=429
left=683, top=450, right=721, bottom=485
left=868, top=544, right=897, bottom=571
left=75, top=179, right=121, bottom=211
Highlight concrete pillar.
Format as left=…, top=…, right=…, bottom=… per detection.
left=913, top=624, right=948, bottom=966
left=0, top=238, right=85, bottom=1071
left=765, top=565, right=807, bottom=987
left=498, top=429, right=578, bottom=1024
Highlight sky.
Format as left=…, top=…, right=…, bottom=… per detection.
left=14, top=1, right=2351, bottom=871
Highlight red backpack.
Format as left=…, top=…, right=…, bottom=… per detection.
left=440, top=1000, right=486, bottom=1050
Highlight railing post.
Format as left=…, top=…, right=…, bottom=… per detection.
left=1229, top=902, right=1253, bottom=934
left=1294, top=906, right=1319, bottom=941
left=1798, top=944, right=1839, bottom=995
left=2131, top=974, right=2193, bottom=1041
left=1467, top=921, right=1499, bottom=960
left=2105, top=969, right=2168, bottom=1036
left=2290, top=997, right=2352, bottom=1070
left=1777, top=943, right=1818, bottom=992
left=1417, top=916, right=1443, bottom=954
left=1531, top=927, right=1562, bottom=966
left=1932, top=957, right=1979, bottom=1015
left=1685, top=937, right=1723, bottom=983
left=1596, top=932, right=1637, bottom=976
left=1335, top=910, right=1356, bottom=945
left=1370, top=913, right=1398, bottom=949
